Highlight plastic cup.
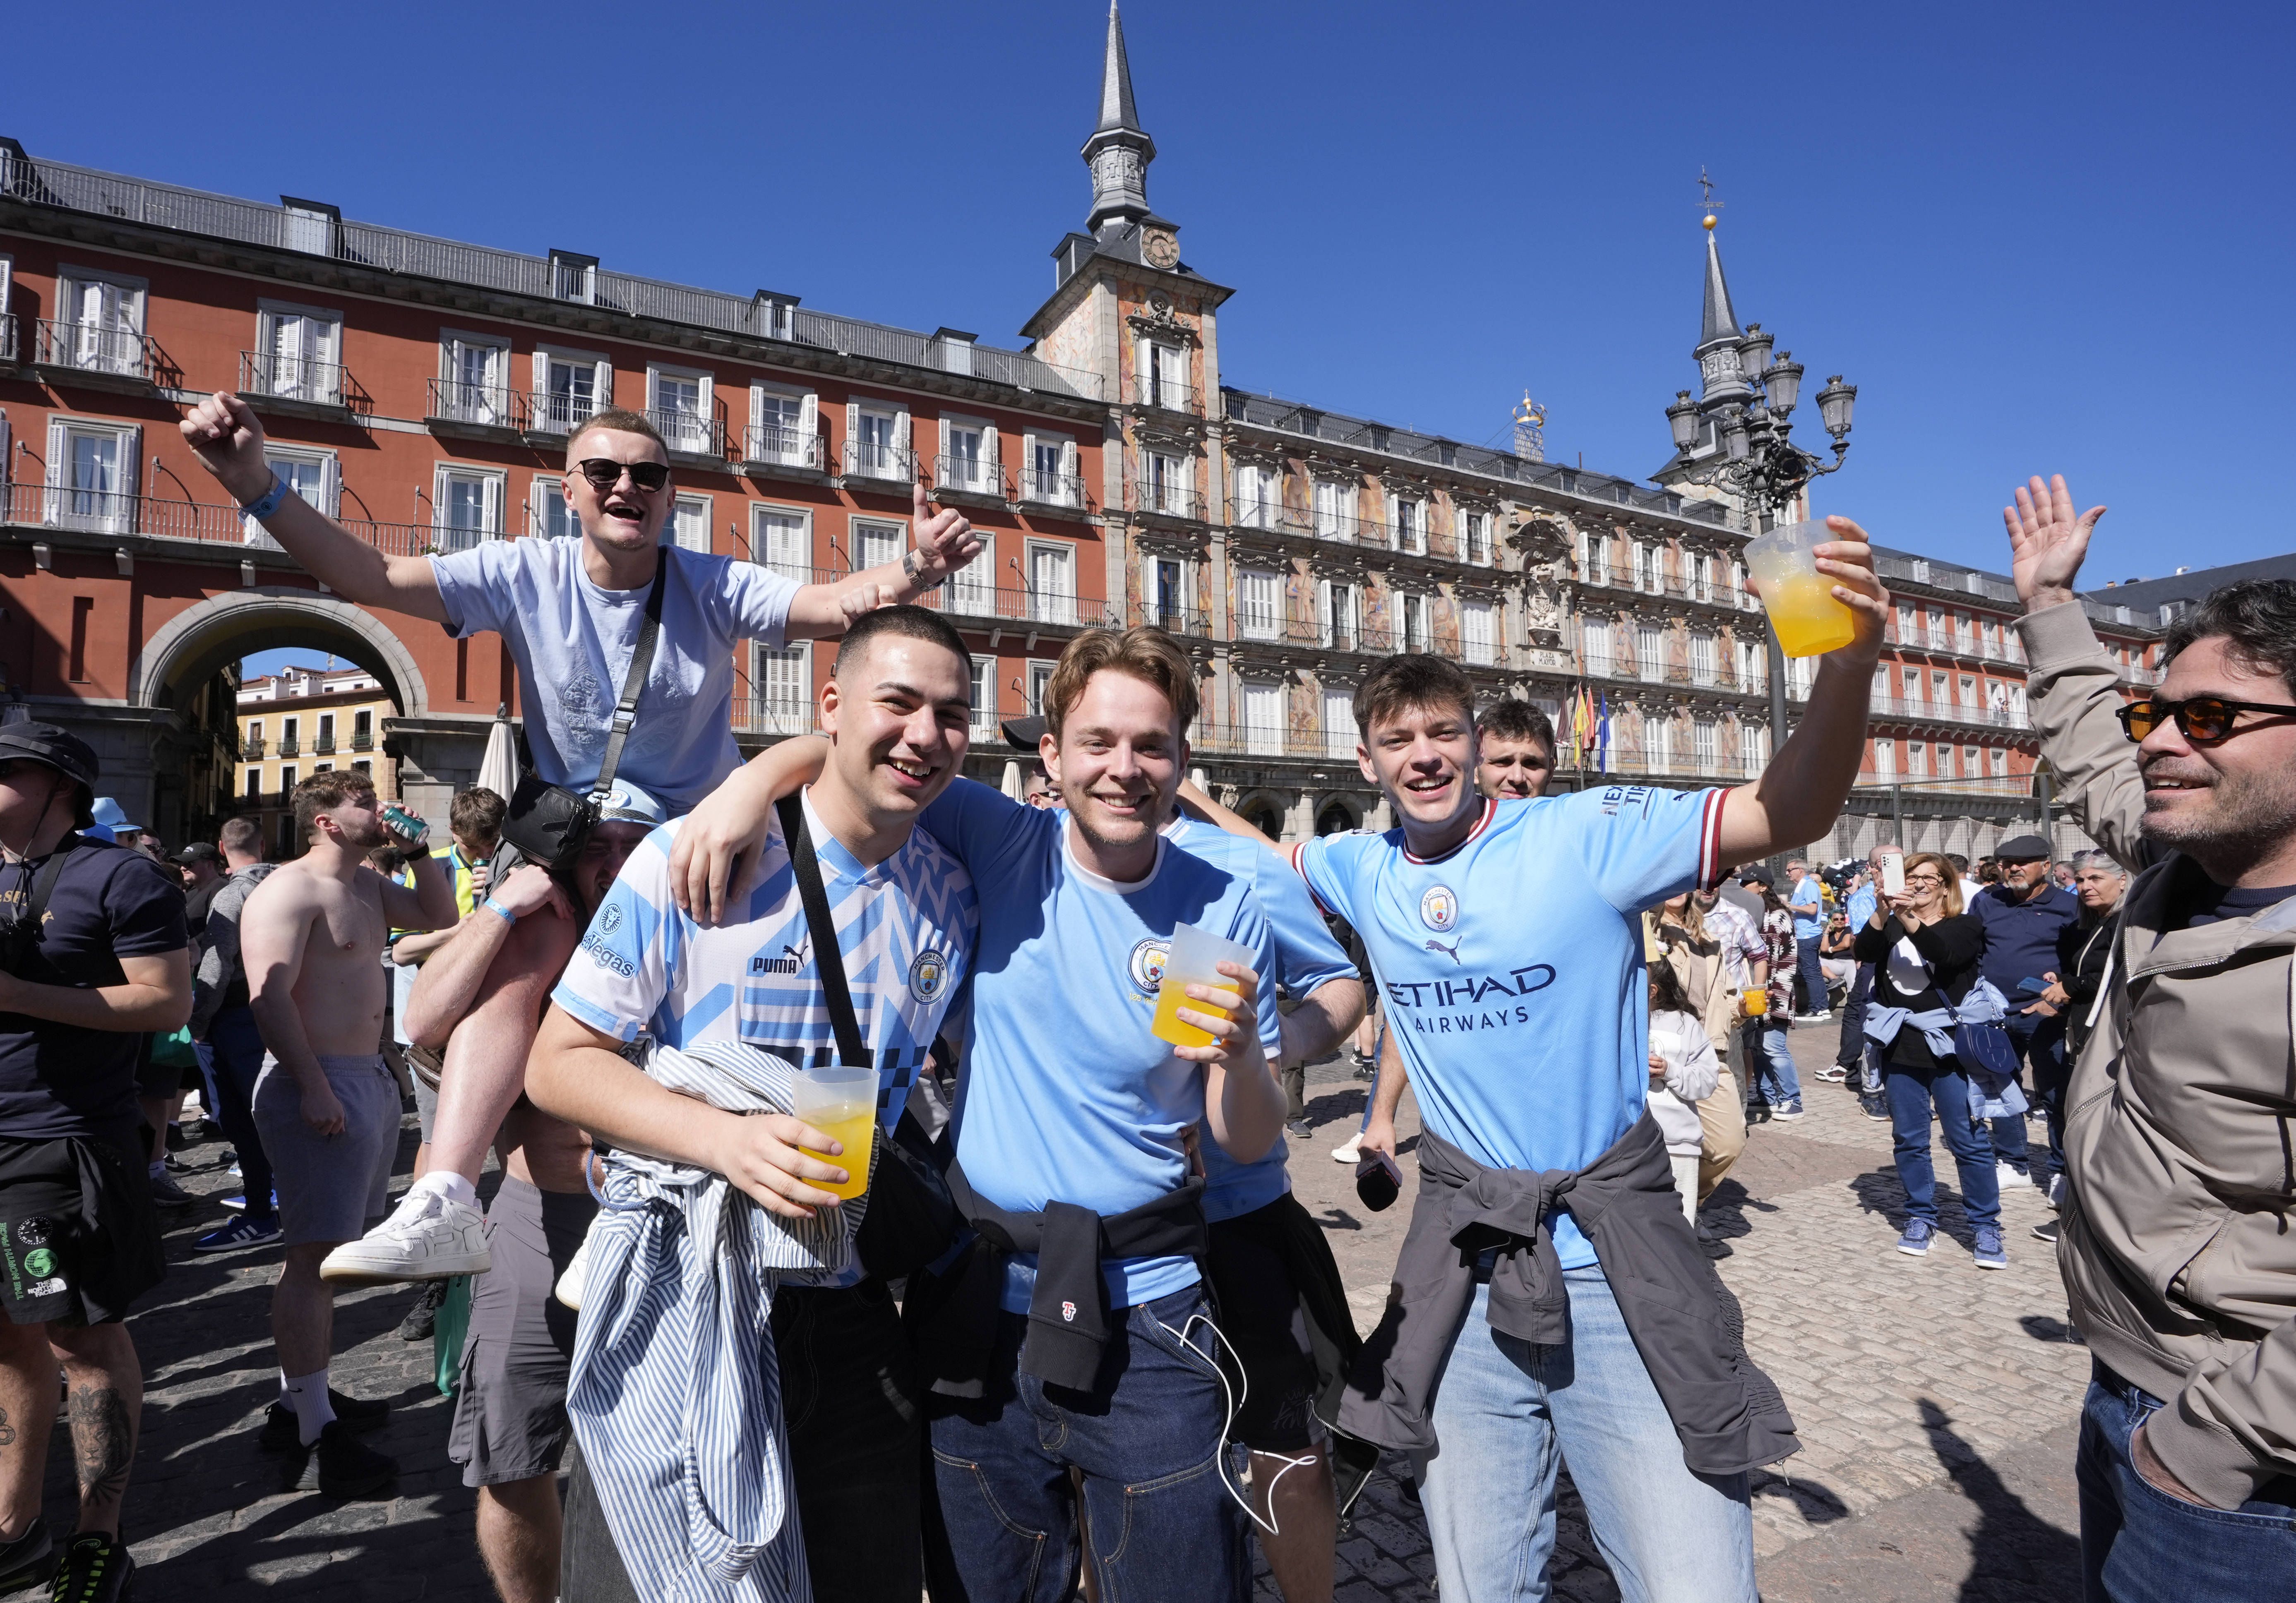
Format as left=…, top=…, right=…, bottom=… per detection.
left=1151, top=921, right=1254, bottom=1049
left=1744, top=988, right=1769, bottom=1017
left=1743, top=521, right=1857, bottom=658
left=790, top=1064, right=877, bottom=1202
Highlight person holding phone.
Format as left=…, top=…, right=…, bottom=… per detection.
left=1854, top=851, right=2004, bottom=1268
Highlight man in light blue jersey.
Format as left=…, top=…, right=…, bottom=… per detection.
left=741, top=626, right=1288, bottom=1603
left=1199, top=521, right=1888, bottom=1603
left=527, top=606, right=980, bottom=1603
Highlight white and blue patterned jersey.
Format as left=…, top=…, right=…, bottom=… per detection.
left=553, top=791, right=976, bottom=1286
left=1163, top=816, right=1358, bottom=1223
left=1292, top=785, right=1726, bottom=1268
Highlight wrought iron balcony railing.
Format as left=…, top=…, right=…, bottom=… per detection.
left=843, top=441, right=916, bottom=483
left=742, top=424, right=823, bottom=471
left=32, top=318, right=160, bottom=383
left=933, top=453, right=1004, bottom=500
left=238, top=350, right=369, bottom=413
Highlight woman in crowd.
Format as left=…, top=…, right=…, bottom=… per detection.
left=1649, top=893, right=1747, bottom=1236
left=1751, top=878, right=1805, bottom=1121
left=1854, top=850, right=2006, bottom=1268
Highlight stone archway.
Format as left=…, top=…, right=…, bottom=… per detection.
left=130, top=587, right=429, bottom=715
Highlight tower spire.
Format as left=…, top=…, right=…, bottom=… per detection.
left=1700, top=226, right=1743, bottom=348
left=1693, top=203, right=1749, bottom=405
left=1083, top=1, right=1156, bottom=235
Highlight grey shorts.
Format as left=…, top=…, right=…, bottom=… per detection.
left=449, top=1176, right=597, bottom=1487
left=251, top=1053, right=401, bottom=1247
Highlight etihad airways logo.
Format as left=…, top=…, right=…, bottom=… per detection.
left=1385, top=964, right=1557, bottom=1034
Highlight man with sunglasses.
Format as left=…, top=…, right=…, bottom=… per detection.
left=2005, top=475, right=2296, bottom=1601
left=182, top=392, right=982, bottom=1285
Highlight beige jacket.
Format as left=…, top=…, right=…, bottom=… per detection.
left=2022, top=599, right=2296, bottom=1508
left=1650, top=917, right=1739, bottom=1056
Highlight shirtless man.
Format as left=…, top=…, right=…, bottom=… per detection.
left=241, top=770, right=457, bottom=1496
left=405, top=783, right=662, bottom=1603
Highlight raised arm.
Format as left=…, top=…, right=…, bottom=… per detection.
left=181, top=392, right=449, bottom=623
left=1715, top=519, right=1890, bottom=865
left=1177, top=778, right=1284, bottom=854
left=783, top=481, right=982, bottom=638
left=375, top=836, right=461, bottom=933
left=669, top=734, right=831, bottom=923
left=404, top=866, right=570, bottom=1049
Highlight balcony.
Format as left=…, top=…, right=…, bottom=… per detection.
left=732, top=697, right=819, bottom=740
left=933, top=453, right=1006, bottom=506
left=842, top=440, right=917, bottom=485
left=741, top=424, right=825, bottom=478
left=1134, top=377, right=1200, bottom=414
left=1, top=478, right=446, bottom=557
left=646, top=407, right=726, bottom=467
left=242, top=737, right=266, bottom=760
left=932, top=577, right=1110, bottom=635
left=1139, top=602, right=1215, bottom=639
left=1017, top=468, right=1087, bottom=515
left=1226, top=497, right=1307, bottom=537
left=425, top=379, right=522, bottom=440
left=351, top=732, right=374, bottom=752
left=276, top=737, right=300, bottom=757
left=1868, top=695, right=2031, bottom=732
left=1129, top=481, right=1206, bottom=523
left=1577, top=559, right=1760, bottom=613
left=238, top=351, right=370, bottom=418
left=523, top=388, right=606, bottom=443
left=31, top=319, right=166, bottom=389
left=315, top=736, right=337, bottom=756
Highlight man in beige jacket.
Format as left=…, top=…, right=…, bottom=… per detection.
left=2005, top=474, right=2296, bottom=1599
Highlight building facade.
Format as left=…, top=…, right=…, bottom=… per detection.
left=235, top=663, right=401, bottom=857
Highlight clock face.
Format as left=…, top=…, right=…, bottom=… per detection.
left=1143, top=229, right=1178, bottom=269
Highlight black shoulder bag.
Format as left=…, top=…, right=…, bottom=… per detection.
left=776, top=794, right=960, bottom=1281
left=501, top=550, right=672, bottom=873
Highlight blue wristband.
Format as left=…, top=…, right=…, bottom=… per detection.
left=481, top=896, right=515, bottom=924
left=239, top=470, right=291, bottom=523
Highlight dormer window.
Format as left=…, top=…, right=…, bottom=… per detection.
left=753, top=291, right=799, bottom=341
left=550, top=250, right=598, bottom=305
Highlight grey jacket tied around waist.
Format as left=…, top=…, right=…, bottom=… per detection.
left=1336, top=1113, right=1798, bottom=1478
left=567, top=1040, right=868, bottom=1603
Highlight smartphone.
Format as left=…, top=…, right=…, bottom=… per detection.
left=1879, top=850, right=1905, bottom=897
left=1355, top=1150, right=1404, bottom=1213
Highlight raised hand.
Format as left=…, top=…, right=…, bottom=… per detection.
left=180, top=391, right=272, bottom=502
left=1810, top=515, right=1892, bottom=667
left=902, top=478, right=982, bottom=593
left=2004, top=475, right=2106, bottom=612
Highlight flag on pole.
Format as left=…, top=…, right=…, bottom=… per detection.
left=1595, top=691, right=1611, bottom=774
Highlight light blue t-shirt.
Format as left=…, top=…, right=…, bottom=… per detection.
left=1846, top=881, right=1878, bottom=933
left=1163, top=816, right=1359, bottom=1224
left=431, top=538, right=798, bottom=816
left=1293, top=786, right=1726, bottom=1268
left=920, top=779, right=1283, bottom=1312
left=1789, top=874, right=1824, bottom=941
left=550, top=795, right=976, bottom=1285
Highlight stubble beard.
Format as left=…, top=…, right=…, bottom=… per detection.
left=2140, top=766, right=2296, bottom=871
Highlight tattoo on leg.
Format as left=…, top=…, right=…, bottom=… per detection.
left=67, top=1388, right=132, bottom=1509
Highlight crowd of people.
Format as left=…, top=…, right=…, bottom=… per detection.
left=0, top=383, right=2286, bottom=1603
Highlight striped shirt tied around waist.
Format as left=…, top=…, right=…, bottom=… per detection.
left=567, top=1039, right=873, bottom=1602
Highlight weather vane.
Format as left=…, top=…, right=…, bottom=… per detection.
left=1512, top=391, right=1547, bottom=463
left=1698, top=166, right=1724, bottom=231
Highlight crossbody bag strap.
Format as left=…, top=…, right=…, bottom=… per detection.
left=776, top=793, right=870, bottom=1070
left=589, top=549, right=674, bottom=804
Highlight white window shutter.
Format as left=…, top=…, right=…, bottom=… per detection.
left=798, top=392, right=818, bottom=451
left=595, top=360, right=614, bottom=408
left=1061, top=438, right=1078, bottom=489
left=485, top=473, right=504, bottom=535
left=893, top=409, right=911, bottom=457
left=322, top=454, right=341, bottom=518
left=982, top=423, right=999, bottom=479
left=532, top=350, right=550, bottom=393
left=119, top=427, right=141, bottom=504
left=432, top=464, right=450, bottom=531
left=1134, top=337, right=1148, bottom=403
left=845, top=400, right=858, bottom=464
left=749, top=384, right=765, bottom=434
left=0, top=412, right=11, bottom=496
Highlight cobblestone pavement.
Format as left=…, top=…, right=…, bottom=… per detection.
left=61, top=1017, right=2085, bottom=1599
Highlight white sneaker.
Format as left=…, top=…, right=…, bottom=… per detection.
left=1331, top=1132, right=1365, bottom=1165
left=1996, top=1159, right=2031, bottom=1189
left=554, top=1226, right=594, bottom=1312
left=319, top=1188, right=490, bottom=1284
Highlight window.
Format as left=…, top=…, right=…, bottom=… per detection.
left=533, top=349, right=610, bottom=436
left=1644, top=713, right=1671, bottom=775
left=648, top=366, right=713, bottom=455
left=748, top=384, right=818, bottom=468
left=1955, top=612, right=1974, bottom=652
left=1028, top=660, right=1056, bottom=715
left=248, top=720, right=263, bottom=742
left=1982, top=618, right=2001, bottom=658
left=1632, top=541, right=1660, bottom=594
left=1931, top=672, right=1950, bottom=708
left=1313, top=480, right=1347, bottom=540
left=1741, top=723, right=1770, bottom=768
left=1462, top=509, right=1492, bottom=566
left=1323, top=686, right=1356, bottom=760
left=1583, top=533, right=1611, bottom=584
left=440, top=334, right=509, bottom=426
left=532, top=475, right=577, bottom=540
left=1636, top=622, right=1663, bottom=684
left=432, top=465, right=504, bottom=552
left=245, top=769, right=262, bottom=799
left=853, top=518, right=904, bottom=573
left=248, top=447, right=336, bottom=548
left=1907, top=741, right=1929, bottom=778
left=939, top=415, right=998, bottom=496
left=1958, top=674, right=1977, bottom=713
left=670, top=494, right=711, bottom=554
left=1990, top=746, right=2008, bottom=777
left=353, top=709, right=372, bottom=749
left=1400, top=593, right=1431, bottom=653
left=317, top=713, right=336, bottom=754
left=551, top=250, right=597, bottom=305
left=1460, top=599, right=1494, bottom=666
left=968, top=656, right=998, bottom=740
left=43, top=418, right=139, bottom=533
left=752, top=644, right=812, bottom=734
left=1317, top=580, right=1356, bottom=650
left=1388, top=495, right=1425, bottom=555
left=1693, top=718, right=1717, bottom=772
left=1150, top=558, right=1187, bottom=631
left=1789, top=655, right=1814, bottom=701
left=1233, top=463, right=1279, bottom=529
left=1026, top=542, right=1076, bottom=626
left=1963, top=745, right=1980, bottom=777
left=1895, top=602, right=1915, bottom=643
left=949, top=531, right=993, bottom=616
left=52, top=269, right=146, bottom=376
left=1238, top=569, right=1280, bottom=642
left=281, top=716, right=300, bottom=751
left=1690, top=554, right=1713, bottom=603
left=1026, top=434, right=1080, bottom=506
left=753, top=507, right=811, bottom=583
left=1141, top=340, right=1188, bottom=409
left=352, top=759, right=370, bottom=778
left=1583, top=619, right=1613, bottom=678
left=255, top=302, right=343, bottom=404
left=1874, top=738, right=1897, bottom=777
left=1242, top=680, right=1284, bottom=757
left=1689, top=632, right=1715, bottom=686
left=1905, top=669, right=1926, bottom=708
left=1144, top=450, right=1190, bottom=516
left=848, top=402, right=911, bottom=480
left=1736, top=637, right=1765, bottom=691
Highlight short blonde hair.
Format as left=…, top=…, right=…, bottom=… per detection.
left=1904, top=851, right=1964, bottom=917
left=566, top=407, right=668, bottom=463
left=1043, top=627, right=1198, bottom=741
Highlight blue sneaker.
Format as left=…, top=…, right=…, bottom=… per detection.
left=1769, top=1101, right=1806, bottom=1121
left=1973, top=1226, right=2008, bottom=1270
left=1895, top=1219, right=1934, bottom=1256
left=195, top=1214, right=281, bottom=1253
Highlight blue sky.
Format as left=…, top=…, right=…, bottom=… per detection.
left=15, top=0, right=2288, bottom=625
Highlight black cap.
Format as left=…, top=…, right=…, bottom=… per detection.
left=1737, top=865, right=1774, bottom=887
left=999, top=715, right=1048, bottom=751
left=1995, top=833, right=2052, bottom=862
left=172, top=842, right=223, bottom=869
left=0, top=722, right=99, bottom=790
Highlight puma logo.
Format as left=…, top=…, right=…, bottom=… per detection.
left=1424, top=937, right=1463, bottom=965
left=751, top=937, right=812, bottom=976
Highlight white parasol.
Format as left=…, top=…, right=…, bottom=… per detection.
left=477, top=704, right=519, bottom=801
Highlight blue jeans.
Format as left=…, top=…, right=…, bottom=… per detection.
left=927, top=1285, right=1246, bottom=1603
left=204, top=1003, right=276, bottom=1215
left=2077, top=1363, right=2296, bottom=1601
left=1991, top=1015, right=2065, bottom=1176
left=1883, top=1058, right=2000, bottom=1229
left=1794, top=934, right=1827, bottom=1015
left=1420, top=1271, right=1755, bottom=1603
left=1755, top=1021, right=1801, bottom=1109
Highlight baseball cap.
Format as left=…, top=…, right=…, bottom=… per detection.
left=173, top=842, right=224, bottom=869
left=1736, top=865, right=1775, bottom=887
left=1995, top=833, right=2052, bottom=862
left=0, top=722, right=100, bottom=790
left=999, top=714, right=1048, bottom=751
left=595, top=780, right=666, bottom=829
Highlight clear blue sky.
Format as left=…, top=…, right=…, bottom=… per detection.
left=14, top=0, right=2288, bottom=599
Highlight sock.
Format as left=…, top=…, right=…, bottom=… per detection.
left=148, top=1159, right=166, bottom=1179
left=410, top=1171, right=478, bottom=1209
left=281, top=1368, right=335, bottom=1446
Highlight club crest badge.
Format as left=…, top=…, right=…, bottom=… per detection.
left=1128, top=938, right=1171, bottom=994
left=1061, top=1301, right=1078, bottom=1323
left=1420, top=885, right=1459, bottom=933
left=910, top=949, right=949, bottom=1004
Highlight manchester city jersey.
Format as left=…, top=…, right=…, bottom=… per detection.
left=1292, top=785, right=1725, bottom=1267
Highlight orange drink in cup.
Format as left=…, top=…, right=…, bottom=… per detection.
left=792, top=1065, right=877, bottom=1202
left=1150, top=922, right=1253, bottom=1050
left=1744, top=521, right=1857, bottom=658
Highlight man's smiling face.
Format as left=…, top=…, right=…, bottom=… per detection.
left=564, top=427, right=671, bottom=558
left=820, top=634, right=973, bottom=824
left=1045, top=670, right=1185, bottom=861
left=1361, top=699, right=1478, bottom=833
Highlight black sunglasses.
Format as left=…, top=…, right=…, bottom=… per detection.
left=2116, top=695, right=2296, bottom=745
left=573, top=458, right=670, bottom=493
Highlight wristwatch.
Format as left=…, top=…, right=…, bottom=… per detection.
left=902, top=549, right=946, bottom=592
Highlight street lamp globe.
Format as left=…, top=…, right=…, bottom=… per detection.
left=1666, top=391, right=1701, bottom=451
left=1817, top=375, right=1856, bottom=439
left=1737, top=324, right=1773, bottom=380
left=1764, top=357, right=1804, bottom=417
